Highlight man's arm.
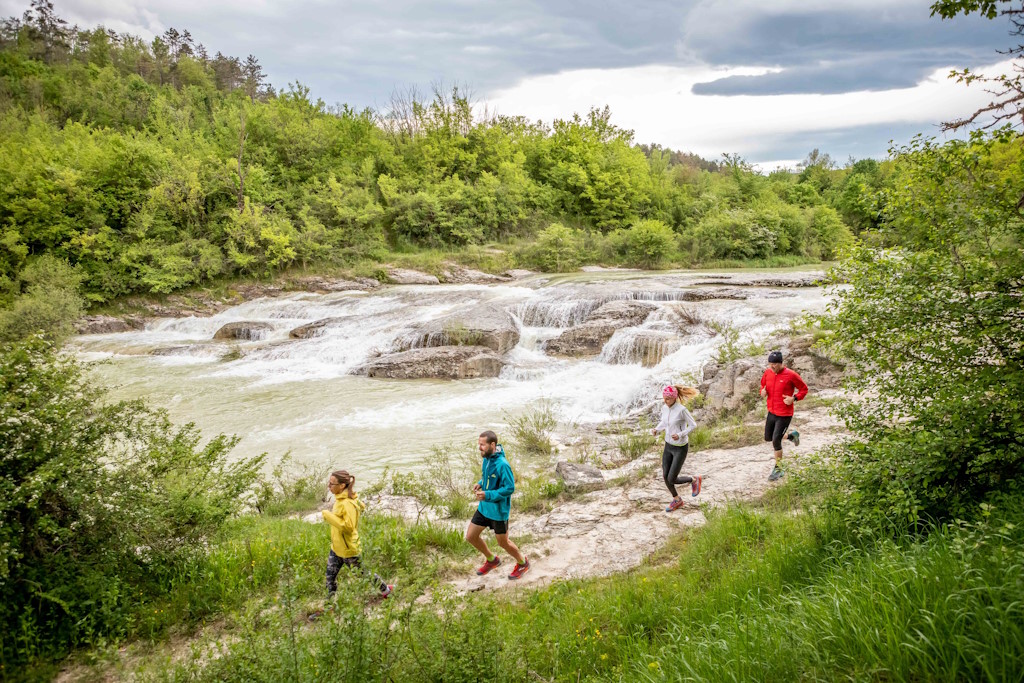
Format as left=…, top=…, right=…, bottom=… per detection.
left=484, top=462, right=516, bottom=502
left=792, top=372, right=809, bottom=401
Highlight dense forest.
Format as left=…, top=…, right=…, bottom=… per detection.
left=1, top=0, right=874, bottom=314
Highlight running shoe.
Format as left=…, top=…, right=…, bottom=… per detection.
left=381, top=584, right=394, bottom=599
left=787, top=430, right=800, bottom=447
left=666, top=498, right=685, bottom=512
left=768, top=465, right=785, bottom=482
left=691, top=476, right=703, bottom=497
left=508, top=558, right=530, bottom=580
left=476, top=556, right=501, bottom=575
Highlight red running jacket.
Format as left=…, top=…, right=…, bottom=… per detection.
left=760, top=367, right=808, bottom=417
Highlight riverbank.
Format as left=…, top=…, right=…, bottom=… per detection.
left=78, top=253, right=828, bottom=331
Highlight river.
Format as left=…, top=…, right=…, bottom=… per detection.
left=73, top=268, right=829, bottom=476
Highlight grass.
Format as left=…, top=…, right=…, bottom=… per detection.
left=688, top=417, right=765, bottom=453
left=505, top=400, right=558, bottom=457
left=130, top=489, right=1024, bottom=683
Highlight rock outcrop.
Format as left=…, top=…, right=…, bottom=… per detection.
left=555, top=461, right=606, bottom=491
left=699, top=359, right=763, bottom=413
left=398, top=303, right=521, bottom=355
left=545, top=300, right=657, bottom=357
left=386, top=268, right=440, bottom=285
left=74, top=315, right=145, bottom=335
left=355, top=346, right=504, bottom=379
left=288, top=276, right=379, bottom=293
left=288, top=317, right=348, bottom=339
left=440, top=264, right=511, bottom=284
left=698, top=335, right=846, bottom=415
left=783, top=335, right=845, bottom=390
left=213, top=321, right=274, bottom=341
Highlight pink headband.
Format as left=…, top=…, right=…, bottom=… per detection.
left=663, top=386, right=678, bottom=398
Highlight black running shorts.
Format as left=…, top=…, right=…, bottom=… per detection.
left=471, top=509, right=508, bottom=535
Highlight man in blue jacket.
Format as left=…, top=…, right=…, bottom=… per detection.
left=465, top=430, right=530, bottom=579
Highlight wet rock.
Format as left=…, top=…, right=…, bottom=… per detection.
left=675, top=288, right=749, bottom=302
left=694, top=273, right=823, bottom=288
left=74, top=315, right=145, bottom=335
left=398, top=303, right=521, bottom=354
left=213, top=321, right=274, bottom=341
left=355, top=345, right=505, bottom=380
left=555, top=461, right=606, bottom=491
left=600, top=330, right=681, bottom=367
left=386, top=268, right=440, bottom=285
left=289, top=276, right=379, bottom=293
left=504, top=269, right=535, bottom=280
left=289, top=317, right=349, bottom=339
left=545, top=300, right=657, bottom=357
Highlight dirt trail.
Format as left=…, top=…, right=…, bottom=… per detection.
left=447, top=406, right=845, bottom=594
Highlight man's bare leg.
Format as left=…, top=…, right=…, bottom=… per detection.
left=496, top=533, right=525, bottom=565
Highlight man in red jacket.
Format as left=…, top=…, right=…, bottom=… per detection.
left=760, top=350, right=808, bottom=481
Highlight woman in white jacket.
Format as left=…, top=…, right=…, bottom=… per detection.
left=653, top=385, right=701, bottom=512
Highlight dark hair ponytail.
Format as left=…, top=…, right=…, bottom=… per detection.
left=330, top=470, right=356, bottom=497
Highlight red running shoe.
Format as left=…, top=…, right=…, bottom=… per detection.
left=508, top=557, right=530, bottom=580
left=476, top=556, right=501, bottom=575
left=691, top=476, right=702, bottom=497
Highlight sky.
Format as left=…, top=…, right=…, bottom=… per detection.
left=2, top=0, right=1013, bottom=167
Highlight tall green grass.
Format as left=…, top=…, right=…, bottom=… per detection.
left=144, top=493, right=1024, bottom=682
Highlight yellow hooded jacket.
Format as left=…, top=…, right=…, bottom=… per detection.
left=322, top=492, right=364, bottom=558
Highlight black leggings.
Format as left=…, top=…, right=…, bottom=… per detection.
left=326, top=550, right=388, bottom=596
left=764, top=412, right=793, bottom=451
left=662, top=443, right=692, bottom=497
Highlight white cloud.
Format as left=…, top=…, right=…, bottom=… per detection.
left=486, top=59, right=1014, bottom=161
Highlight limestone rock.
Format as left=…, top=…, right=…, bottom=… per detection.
left=398, top=303, right=521, bottom=354
left=74, top=315, right=145, bottom=335
left=545, top=300, right=657, bottom=357
left=289, top=276, right=379, bottom=293
left=783, top=335, right=845, bottom=390
left=213, top=321, right=274, bottom=341
left=355, top=345, right=505, bottom=380
left=440, top=264, right=510, bottom=284
left=289, top=317, right=349, bottom=339
left=386, top=268, right=440, bottom=285
left=699, top=358, right=763, bottom=413
left=555, top=461, right=606, bottom=491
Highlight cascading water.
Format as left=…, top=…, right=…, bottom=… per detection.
left=75, top=270, right=829, bottom=475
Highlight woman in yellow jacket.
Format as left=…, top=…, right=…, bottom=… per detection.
left=322, top=470, right=392, bottom=599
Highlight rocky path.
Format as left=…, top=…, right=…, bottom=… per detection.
left=446, top=405, right=845, bottom=595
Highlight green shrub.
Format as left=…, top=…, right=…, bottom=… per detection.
left=0, top=339, right=264, bottom=664
left=505, top=400, right=558, bottom=456
left=621, top=219, right=676, bottom=268
left=0, top=255, right=84, bottom=343
left=520, top=222, right=584, bottom=272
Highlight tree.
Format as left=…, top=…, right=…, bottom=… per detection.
left=931, top=1, right=1024, bottom=130
left=22, top=0, right=69, bottom=63
left=242, top=54, right=265, bottom=103
left=819, top=128, right=1024, bottom=533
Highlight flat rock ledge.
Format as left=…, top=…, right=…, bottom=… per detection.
left=355, top=345, right=505, bottom=380
left=386, top=268, right=440, bottom=285
left=555, top=461, right=606, bottom=491
left=545, top=300, right=658, bottom=357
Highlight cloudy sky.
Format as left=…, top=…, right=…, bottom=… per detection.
left=3, top=0, right=1011, bottom=167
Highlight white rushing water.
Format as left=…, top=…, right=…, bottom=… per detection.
left=75, top=269, right=829, bottom=476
